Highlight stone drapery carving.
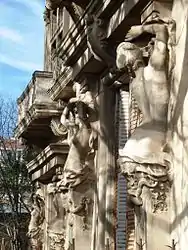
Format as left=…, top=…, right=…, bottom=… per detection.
left=116, top=15, right=176, bottom=209
left=28, top=184, right=45, bottom=250
left=49, top=232, right=65, bottom=250
left=47, top=168, right=93, bottom=250
left=86, top=15, right=116, bottom=70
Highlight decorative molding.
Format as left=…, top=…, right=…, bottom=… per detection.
left=27, top=143, right=69, bottom=175
left=50, top=117, right=68, bottom=137
left=119, top=159, right=171, bottom=210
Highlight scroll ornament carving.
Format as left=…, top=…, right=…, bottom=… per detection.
left=117, top=15, right=176, bottom=211
left=28, top=185, right=45, bottom=249
left=50, top=117, right=67, bottom=137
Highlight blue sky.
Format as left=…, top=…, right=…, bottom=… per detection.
left=0, top=0, right=45, bottom=100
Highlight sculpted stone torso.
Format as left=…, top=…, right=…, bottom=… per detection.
left=116, top=16, right=176, bottom=207
left=57, top=82, right=97, bottom=190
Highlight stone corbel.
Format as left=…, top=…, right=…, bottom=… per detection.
left=119, top=159, right=171, bottom=212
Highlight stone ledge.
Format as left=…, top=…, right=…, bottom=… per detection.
left=17, top=71, right=53, bottom=104
left=15, top=103, right=63, bottom=141
left=27, top=142, right=69, bottom=182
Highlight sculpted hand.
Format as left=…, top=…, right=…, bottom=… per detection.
left=124, top=25, right=144, bottom=41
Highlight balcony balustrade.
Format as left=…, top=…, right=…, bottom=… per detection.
left=16, top=71, right=63, bottom=147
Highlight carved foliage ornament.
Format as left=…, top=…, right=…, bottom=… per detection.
left=117, top=15, right=176, bottom=211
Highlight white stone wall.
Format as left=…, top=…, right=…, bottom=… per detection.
left=170, top=1, right=188, bottom=249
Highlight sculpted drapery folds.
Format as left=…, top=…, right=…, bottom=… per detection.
left=28, top=184, right=45, bottom=250
left=116, top=16, right=176, bottom=210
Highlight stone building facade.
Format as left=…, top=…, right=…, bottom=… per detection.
left=15, top=0, right=188, bottom=249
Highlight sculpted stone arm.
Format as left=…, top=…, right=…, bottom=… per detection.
left=125, top=24, right=168, bottom=70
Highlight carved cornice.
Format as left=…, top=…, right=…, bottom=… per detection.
left=27, top=142, right=69, bottom=175
left=15, top=103, right=63, bottom=138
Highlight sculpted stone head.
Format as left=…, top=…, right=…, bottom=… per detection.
left=116, top=42, right=143, bottom=71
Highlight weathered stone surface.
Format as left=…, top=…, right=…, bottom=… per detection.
left=16, top=0, right=188, bottom=249
left=116, top=15, right=175, bottom=209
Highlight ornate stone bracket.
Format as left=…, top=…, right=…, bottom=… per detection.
left=119, top=159, right=171, bottom=212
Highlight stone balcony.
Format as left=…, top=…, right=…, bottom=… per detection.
left=15, top=71, right=63, bottom=147
left=27, top=142, right=69, bottom=183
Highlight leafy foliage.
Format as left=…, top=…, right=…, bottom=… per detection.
left=0, top=97, right=33, bottom=250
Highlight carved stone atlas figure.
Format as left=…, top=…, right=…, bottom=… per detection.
left=116, top=15, right=175, bottom=208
